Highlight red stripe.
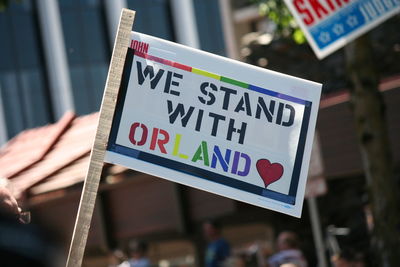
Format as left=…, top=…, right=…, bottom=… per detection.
left=173, top=62, right=192, bottom=72
left=150, top=55, right=173, bottom=67
left=134, top=51, right=148, bottom=59
left=133, top=50, right=192, bottom=72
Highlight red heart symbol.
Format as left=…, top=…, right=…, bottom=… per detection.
left=256, top=159, right=284, bottom=188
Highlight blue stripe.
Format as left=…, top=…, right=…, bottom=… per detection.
left=248, top=85, right=310, bottom=106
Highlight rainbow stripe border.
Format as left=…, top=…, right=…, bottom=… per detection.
left=134, top=51, right=311, bottom=106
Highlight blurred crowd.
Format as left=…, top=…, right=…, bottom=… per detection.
left=1, top=183, right=367, bottom=267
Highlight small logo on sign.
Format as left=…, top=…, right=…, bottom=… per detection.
left=130, top=40, right=149, bottom=54
left=256, top=159, right=284, bottom=188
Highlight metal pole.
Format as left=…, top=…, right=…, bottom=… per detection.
left=218, top=0, right=239, bottom=59
left=307, top=197, right=328, bottom=267
left=37, top=0, right=74, bottom=119
left=170, top=0, right=200, bottom=48
left=104, top=0, right=127, bottom=47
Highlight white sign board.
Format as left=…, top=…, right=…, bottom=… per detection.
left=284, top=0, right=400, bottom=59
left=104, top=32, right=321, bottom=217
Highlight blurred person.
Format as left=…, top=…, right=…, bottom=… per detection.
left=235, top=253, right=247, bottom=267
left=119, top=240, right=150, bottom=267
left=332, top=255, right=352, bottom=267
left=108, top=249, right=128, bottom=267
left=332, top=250, right=366, bottom=267
left=280, top=263, right=301, bottom=267
left=203, top=220, right=231, bottom=267
left=353, top=252, right=366, bottom=267
left=0, top=185, right=63, bottom=266
left=267, top=231, right=307, bottom=267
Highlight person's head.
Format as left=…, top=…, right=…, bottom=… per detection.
left=128, top=240, right=148, bottom=259
left=203, top=220, right=222, bottom=241
left=276, top=231, right=300, bottom=251
left=332, top=250, right=353, bottom=267
left=332, top=250, right=365, bottom=267
left=280, top=263, right=300, bottom=267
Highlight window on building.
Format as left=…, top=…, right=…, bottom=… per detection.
left=0, top=0, right=52, bottom=138
left=194, top=0, right=226, bottom=56
left=59, top=0, right=110, bottom=115
left=127, top=0, right=174, bottom=41
left=127, top=0, right=225, bottom=56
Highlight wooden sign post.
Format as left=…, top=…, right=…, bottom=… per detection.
left=66, top=9, right=135, bottom=267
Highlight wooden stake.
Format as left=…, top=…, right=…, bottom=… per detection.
left=66, top=8, right=135, bottom=267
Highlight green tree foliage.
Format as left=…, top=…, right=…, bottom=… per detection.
left=254, top=0, right=305, bottom=43
left=0, top=0, right=9, bottom=11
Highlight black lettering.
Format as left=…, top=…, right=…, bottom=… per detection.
left=195, top=109, right=204, bottom=132
left=220, top=86, right=237, bottom=110
left=234, top=92, right=252, bottom=116
left=209, top=112, right=226, bottom=136
left=198, top=82, right=217, bottom=105
left=255, top=97, right=275, bottom=122
left=136, top=61, right=164, bottom=89
left=164, top=71, right=182, bottom=96
left=276, top=102, right=284, bottom=125
left=282, top=104, right=295, bottom=127
left=227, top=119, right=247, bottom=145
left=167, top=100, right=195, bottom=127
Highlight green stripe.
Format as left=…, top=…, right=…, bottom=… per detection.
left=192, top=68, right=220, bottom=80
left=220, top=76, right=249, bottom=88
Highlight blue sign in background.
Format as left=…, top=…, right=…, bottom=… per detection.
left=310, top=0, right=400, bottom=49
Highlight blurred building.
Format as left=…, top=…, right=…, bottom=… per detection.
left=0, top=0, right=227, bottom=144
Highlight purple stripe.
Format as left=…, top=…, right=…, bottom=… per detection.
left=248, top=85, right=310, bottom=106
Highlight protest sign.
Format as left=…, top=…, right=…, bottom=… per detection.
left=104, top=32, right=322, bottom=217
left=284, top=0, right=400, bottom=59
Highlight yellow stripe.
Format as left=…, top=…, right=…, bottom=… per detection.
left=192, top=68, right=220, bottom=80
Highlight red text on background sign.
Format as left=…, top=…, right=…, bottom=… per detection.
left=293, top=0, right=353, bottom=26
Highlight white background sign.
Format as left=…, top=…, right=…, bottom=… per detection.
left=284, top=0, right=400, bottom=59
left=105, top=32, right=321, bottom=217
